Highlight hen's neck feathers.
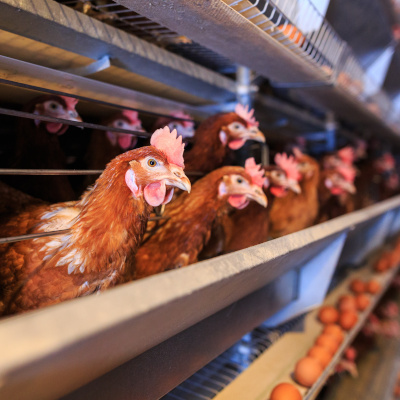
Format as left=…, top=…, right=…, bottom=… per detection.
left=43, top=150, right=153, bottom=278
left=184, top=113, right=243, bottom=173
left=135, top=166, right=248, bottom=278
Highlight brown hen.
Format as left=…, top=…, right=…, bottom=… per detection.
left=184, top=104, right=265, bottom=174
left=0, top=127, right=190, bottom=315
left=269, top=149, right=320, bottom=238
left=135, top=162, right=267, bottom=279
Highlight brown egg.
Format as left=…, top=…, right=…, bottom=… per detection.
left=315, top=334, right=339, bottom=354
left=318, top=306, right=339, bottom=324
left=322, top=324, right=344, bottom=343
left=294, top=357, right=323, bottom=387
left=367, top=279, right=381, bottom=294
left=338, top=295, right=357, bottom=312
left=277, top=24, right=305, bottom=46
left=355, top=294, right=370, bottom=311
left=350, top=279, right=365, bottom=294
left=307, top=345, right=332, bottom=368
left=270, top=382, right=302, bottom=400
left=339, top=311, right=358, bottom=330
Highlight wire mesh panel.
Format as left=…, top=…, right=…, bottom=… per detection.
left=54, top=0, right=237, bottom=73
left=162, top=315, right=305, bottom=400
left=226, top=0, right=344, bottom=73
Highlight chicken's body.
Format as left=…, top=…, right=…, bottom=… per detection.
left=317, top=173, right=354, bottom=223
left=0, top=128, right=191, bottom=314
left=269, top=152, right=320, bottom=238
left=135, top=164, right=267, bottom=279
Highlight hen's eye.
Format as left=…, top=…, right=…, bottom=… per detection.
left=147, top=159, right=157, bottom=167
left=116, top=121, right=124, bottom=127
left=237, top=177, right=243, bottom=184
left=233, top=123, right=241, bottom=129
left=49, top=102, right=58, bottom=110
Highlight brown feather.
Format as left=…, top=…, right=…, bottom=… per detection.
left=0, top=147, right=167, bottom=314
left=269, top=154, right=320, bottom=238
left=135, top=166, right=252, bottom=279
left=184, top=113, right=247, bottom=173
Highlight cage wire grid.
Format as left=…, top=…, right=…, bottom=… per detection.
left=162, top=314, right=306, bottom=400
left=227, top=0, right=397, bottom=122
left=54, top=0, right=237, bottom=73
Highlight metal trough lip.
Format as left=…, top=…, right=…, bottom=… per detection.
left=0, top=196, right=399, bottom=400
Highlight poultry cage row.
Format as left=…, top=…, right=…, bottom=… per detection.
left=0, top=0, right=400, bottom=399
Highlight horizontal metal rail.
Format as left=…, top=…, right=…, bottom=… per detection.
left=0, top=0, right=236, bottom=103
left=0, top=169, right=103, bottom=176
left=0, top=55, right=210, bottom=121
left=0, top=169, right=204, bottom=177
left=0, top=216, right=169, bottom=245
left=0, top=82, right=196, bottom=123
left=0, top=107, right=152, bottom=138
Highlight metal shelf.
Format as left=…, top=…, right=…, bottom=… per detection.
left=212, top=247, right=400, bottom=400
left=0, top=0, right=236, bottom=104
left=0, top=55, right=211, bottom=120
left=112, top=0, right=400, bottom=138
left=0, top=196, right=399, bottom=400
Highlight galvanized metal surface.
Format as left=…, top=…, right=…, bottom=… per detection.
left=113, top=0, right=400, bottom=138
left=114, top=0, right=329, bottom=84
left=0, top=55, right=211, bottom=119
left=213, top=251, right=400, bottom=400
left=0, top=0, right=236, bottom=103
left=62, top=270, right=298, bottom=400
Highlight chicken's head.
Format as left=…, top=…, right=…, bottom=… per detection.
left=323, top=147, right=355, bottom=170
left=105, top=110, right=143, bottom=150
left=374, top=152, right=396, bottom=173
left=324, top=166, right=356, bottom=195
left=153, top=111, right=195, bottom=142
left=266, top=153, right=302, bottom=197
left=124, top=127, right=191, bottom=207
left=218, top=159, right=267, bottom=209
left=293, top=147, right=320, bottom=180
left=219, top=104, right=265, bottom=150
left=32, top=95, right=81, bottom=135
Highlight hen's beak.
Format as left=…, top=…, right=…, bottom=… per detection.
left=242, top=127, right=266, bottom=143
left=286, top=178, right=302, bottom=194
left=339, top=180, right=356, bottom=194
left=57, top=109, right=82, bottom=123
left=244, top=185, right=268, bottom=207
left=164, top=165, right=191, bottom=193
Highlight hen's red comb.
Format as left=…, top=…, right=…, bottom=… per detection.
left=235, top=104, right=259, bottom=127
left=337, top=165, right=356, bottom=182
left=170, top=111, right=195, bottom=128
left=60, top=96, right=78, bottom=111
left=151, top=126, right=185, bottom=167
left=245, top=158, right=266, bottom=187
left=337, top=146, right=355, bottom=164
left=122, top=110, right=141, bottom=126
left=275, top=153, right=301, bottom=181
